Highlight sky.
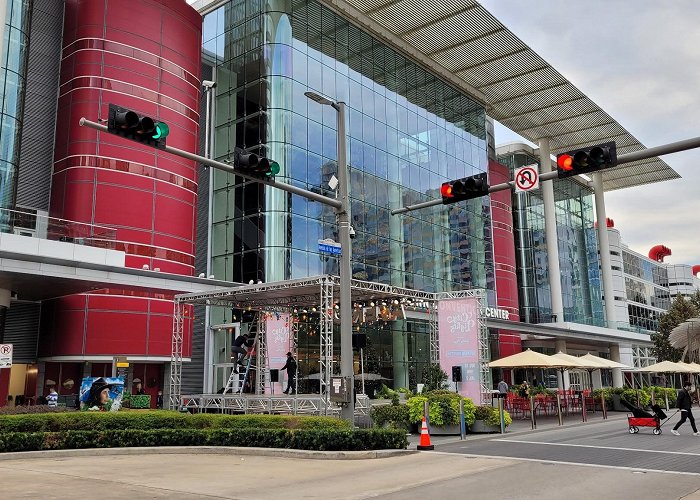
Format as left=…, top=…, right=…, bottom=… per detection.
left=478, top=0, right=700, bottom=265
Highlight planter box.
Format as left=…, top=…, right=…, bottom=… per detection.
left=612, top=394, right=627, bottom=412
left=428, top=423, right=462, bottom=435
left=470, top=420, right=501, bottom=434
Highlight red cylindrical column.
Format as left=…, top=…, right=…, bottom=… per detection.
left=40, top=0, right=201, bottom=362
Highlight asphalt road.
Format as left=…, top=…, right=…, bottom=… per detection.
left=436, top=410, right=700, bottom=475
left=2, top=414, right=700, bottom=499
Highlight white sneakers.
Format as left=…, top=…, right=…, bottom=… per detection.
left=671, top=429, right=680, bottom=435
left=694, top=432, right=700, bottom=436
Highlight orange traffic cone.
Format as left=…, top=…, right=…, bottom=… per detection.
left=417, top=417, right=434, bottom=450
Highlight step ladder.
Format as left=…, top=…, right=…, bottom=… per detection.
left=223, top=313, right=260, bottom=394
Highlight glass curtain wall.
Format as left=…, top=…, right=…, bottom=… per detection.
left=0, top=0, right=32, bottom=226
left=203, top=0, right=491, bottom=386
left=498, top=151, right=603, bottom=326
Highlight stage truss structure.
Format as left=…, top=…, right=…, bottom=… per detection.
left=168, top=274, right=487, bottom=414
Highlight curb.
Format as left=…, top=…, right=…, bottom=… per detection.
left=0, top=446, right=417, bottom=461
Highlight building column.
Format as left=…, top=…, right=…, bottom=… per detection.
left=539, top=138, right=563, bottom=322
left=610, top=344, right=623, bottom=388
left=392, top=329, right=408, bottom=389
left=592, top=173, right=616, bottom=328
left=555, top=339, right=569, bottom=390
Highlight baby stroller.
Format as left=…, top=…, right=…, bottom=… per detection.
left=622, top=400, right=673, bottom=435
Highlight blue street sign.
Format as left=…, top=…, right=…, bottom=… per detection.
left=318, top=239, right=342, bottom=255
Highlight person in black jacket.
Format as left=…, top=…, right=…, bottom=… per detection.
left=671, top=381, right=699, bottom=436
left=231, top=333, right=252, bottom=372
left=281, top=352, right=297, bottom=395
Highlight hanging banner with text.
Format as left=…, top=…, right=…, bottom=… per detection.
left=438, top=297, right=480, bottom=402
left=265, top=313, right=291, bottom=394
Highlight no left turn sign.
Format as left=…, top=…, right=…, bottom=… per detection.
left=514, top=164, right=539, bottom=193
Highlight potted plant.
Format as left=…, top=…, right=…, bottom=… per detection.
left=407, top=390, right=476, bottom=435
left=471, top=405, right=512, bottom=433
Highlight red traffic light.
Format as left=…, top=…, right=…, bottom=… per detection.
left=440, top=183, right=453, bottom=198
left=557, top=154, right=573, bottom=171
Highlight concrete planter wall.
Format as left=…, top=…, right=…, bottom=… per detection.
left=470, top=420, right=500, bottom=433
left=428, top=424, right=462, bottom=435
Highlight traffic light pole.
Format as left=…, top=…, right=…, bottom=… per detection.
left=79, top=118, right=341, bottom=210
left=391, top=135, right=700, bottom=215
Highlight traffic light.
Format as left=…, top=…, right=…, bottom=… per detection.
left=440, top=172, right=489, bottom=205
left=234, top=147, right=280, bottom=179
left=556, top=141, right=617, bottom=179
left=107, top=104, right=169, bottom=149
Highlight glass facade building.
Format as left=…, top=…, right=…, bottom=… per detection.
left=0, top=0, right=32, bottom=218
left=497, top=149, right=604, bottom=326
left=622, top=250, right=669, bottom=332
left=202, top=0, right=493, bottom=387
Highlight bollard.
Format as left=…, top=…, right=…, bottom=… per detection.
left=601, top=393, right=607, bottom=420
left=459, top=399, right=466, bottom=440
left=556, top=392, right=563, bottom=426
left=529, top=395, right=536, bottom=430
left=498, top=396, right=505, bottom=434
left=581, top=392, right=587, bottom=423
left=651, top=388, right=655, bottom=407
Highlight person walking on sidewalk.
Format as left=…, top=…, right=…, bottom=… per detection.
left=671, top=381, right=699, bottom=436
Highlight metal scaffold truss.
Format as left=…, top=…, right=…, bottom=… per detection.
left=169, top=274, right=489, bottom=412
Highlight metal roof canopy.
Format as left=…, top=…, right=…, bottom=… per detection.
left=321, top=0, right=680, bottom=191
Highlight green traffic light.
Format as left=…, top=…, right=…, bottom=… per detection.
left=268, top=161, right=280, bottom=176
left=152, top=122, right=170, bottom=140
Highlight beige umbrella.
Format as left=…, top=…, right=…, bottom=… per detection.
left=550, top=352, right=604, bottom=369
left=581, top=353, right=630, bottom=369
left=675, top=362, right=700, bottom=373
left=637, top=360, right=696, bottom=373
left=489, top=349, right=573, bottom=368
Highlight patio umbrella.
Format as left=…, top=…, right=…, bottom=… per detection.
left=489, top=349, right=570, bottom=368
left=550, top=352, right=604, bottom=369
left=637, top=360, right=695, bottom=373
left=581, top=353, right=630, bottom=369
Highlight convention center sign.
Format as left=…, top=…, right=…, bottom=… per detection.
left=438, top=297, right=480, bottom=401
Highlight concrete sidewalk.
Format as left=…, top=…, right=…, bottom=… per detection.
left=407, top=410, right=630, bottom=448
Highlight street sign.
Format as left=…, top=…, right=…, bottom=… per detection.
left=0, top=344, right=12, bottom=368
left=318, top=238, right=342, bottom=255
left=514, top=164, right=540, bottom=193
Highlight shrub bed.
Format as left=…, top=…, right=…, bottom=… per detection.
left=406, top=391, right=476, bottom=427
left=0, top=428, right=408, bottom=453
left=370, top=403, right=410, bottom=430
left=0, top=412, right=352, bottom=433
left=473, top=405, right=512, bottom=428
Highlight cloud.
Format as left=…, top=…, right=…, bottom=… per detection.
left=481, top=0, right=700, bottom=265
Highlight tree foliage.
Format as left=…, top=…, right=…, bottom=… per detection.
left=651, top=294, right=698, bottom=362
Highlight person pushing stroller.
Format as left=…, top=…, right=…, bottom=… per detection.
left=671, top=381, right=699, bottom=436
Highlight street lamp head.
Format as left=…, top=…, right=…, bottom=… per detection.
left=304, top=91, right=334, bottom=106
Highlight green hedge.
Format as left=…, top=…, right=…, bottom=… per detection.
left=0, top=428, right=408, bottom=453
left=0, top=412, right=352, bottom=433
left=473, top=405, right=512, bottom=427
left=407, top=391, right=476, bottom=426
left=370, top=404, right=410, bottom=430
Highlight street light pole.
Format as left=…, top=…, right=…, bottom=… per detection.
left=334, top=101, right=355, bottom=423
left=305, top=92, right=354, bottom=423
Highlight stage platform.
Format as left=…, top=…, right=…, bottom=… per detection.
left=181, top=393, right=373, bottom=417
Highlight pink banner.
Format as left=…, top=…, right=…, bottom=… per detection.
left=265, top=313, right=291, bottom=394
left=438, top=297, right=480, bottom=402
